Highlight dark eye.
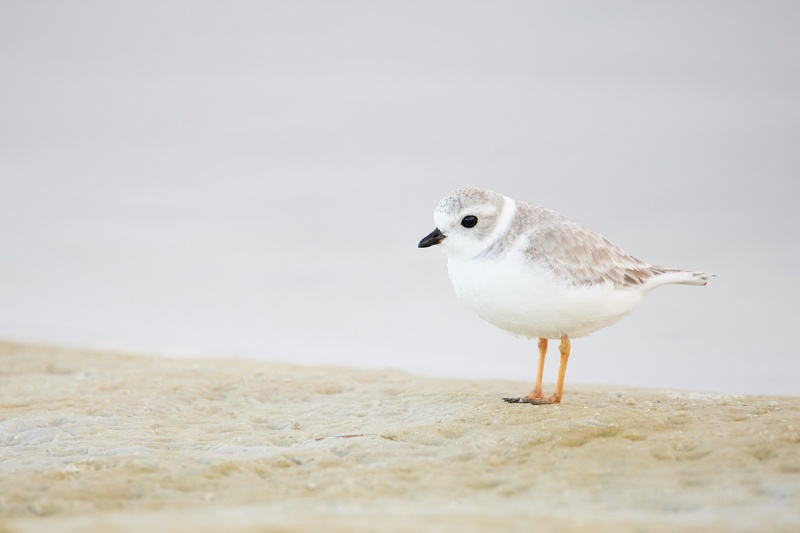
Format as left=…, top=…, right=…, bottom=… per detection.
left=461, top=215, right=478, bottom=228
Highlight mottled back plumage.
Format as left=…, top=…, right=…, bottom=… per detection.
left=520, top=203, right=682, bottom=287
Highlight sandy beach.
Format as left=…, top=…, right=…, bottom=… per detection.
left=1, top=341, right=798, bottom=532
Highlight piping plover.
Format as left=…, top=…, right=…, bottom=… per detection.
left=418, top=187, right=713, bottom=405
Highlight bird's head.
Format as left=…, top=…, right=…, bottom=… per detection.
left=418, top=187, right=509, bottom=260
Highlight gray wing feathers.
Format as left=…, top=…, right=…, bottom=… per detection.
left=521, top=205, right=710, bottom=288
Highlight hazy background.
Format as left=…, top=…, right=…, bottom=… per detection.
left=1, top=1, right=798, bottom=395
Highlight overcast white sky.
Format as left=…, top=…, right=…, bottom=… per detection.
left=1, top=1, right=798, bottom=395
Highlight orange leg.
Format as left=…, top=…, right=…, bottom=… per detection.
left=533, top=338, right=548, bottom=396
left=504, top=334, right=571, bottom=405
left=552, top=334, right=571, bottom=403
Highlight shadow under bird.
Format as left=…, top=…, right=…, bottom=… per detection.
left=418, top=187, right=713, bottom=405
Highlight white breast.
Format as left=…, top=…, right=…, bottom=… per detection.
left=446, top=252, right=644, bottom=339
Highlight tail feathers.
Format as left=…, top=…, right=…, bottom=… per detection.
left=675, top=272, right=714, bottom=286
left=645, top=268, right=715, bottom=290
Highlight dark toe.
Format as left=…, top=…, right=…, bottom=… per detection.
left=503, top=396, right=555, bottom=405
left=503, top=397, right=529, bottom=403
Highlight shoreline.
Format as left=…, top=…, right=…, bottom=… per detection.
left=1, top=341, right=798, bottom=532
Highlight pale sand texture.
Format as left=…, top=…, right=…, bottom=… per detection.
left=1, top=342, right=798, bottom=532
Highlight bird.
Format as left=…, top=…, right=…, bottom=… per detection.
left=418, top=187, right=713, bottom=405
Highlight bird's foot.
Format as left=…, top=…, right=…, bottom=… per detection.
left=502, top=393, right=559, bottom=405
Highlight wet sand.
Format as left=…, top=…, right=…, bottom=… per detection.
left=1, top=341, right=798, bottom=532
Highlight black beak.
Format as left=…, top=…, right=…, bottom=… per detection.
left=418, top=227, right=446, bottom=248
